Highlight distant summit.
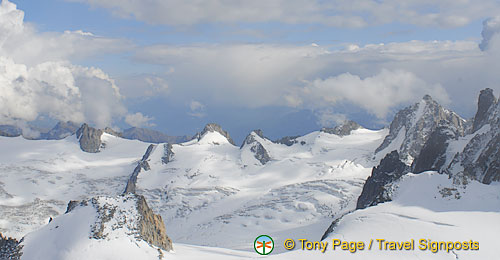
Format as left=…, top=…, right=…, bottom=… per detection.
left=198, top=123, right=236, bottom=145
left=122, top=127, right=190, bottom=144
left=321, top=120, right=362, bottom=137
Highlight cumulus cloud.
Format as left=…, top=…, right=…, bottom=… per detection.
left=0, top=0, right=132, bottom=128
left=125, top=112, right=155, bottom=127
left=289, top=69, right=450, bottom=119
left=67, top=0, right=500, bottom=28
left=479, top=16, right=500, bottom=51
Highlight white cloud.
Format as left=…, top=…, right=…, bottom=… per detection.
left=67, top=0, right=500, bottom=28
left=291, top=69, right=450, bottom=119
left=315, top=109, right=347, bottom=127
left=0, top=0, right=131, bottom=128
left=125, top=112, right=155, bottom=127
left=188, top=100, right=206, bottom=118
left=479, top=16, right=500, bottom=51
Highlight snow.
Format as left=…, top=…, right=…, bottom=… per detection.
left=136, top=129, right=386, bottom=250
left=21, top=195, right=163, bottom=260
left=151, top=172, right=500, bottom=260
left=1, top=127, right=498, bottom=260
left=0, top=134, right=151, bottom=238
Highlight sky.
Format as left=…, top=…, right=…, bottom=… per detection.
left=1, top=0, right=500, bottom=143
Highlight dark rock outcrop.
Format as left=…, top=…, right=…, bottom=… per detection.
left=412, top=124, right=459, bottom=173
left=241, top=130, right=271, bottom=165
left=446, top=90, right=499, bottom=184
left=375, top=95, right=465, bottom=163
left=274, top=135, right=300, bottom=146
left=104, top=127, right=123, bottom=137
left=0, top=233, right=22, bottom=260
left=136, top=195, right=173, bottom=252
left=161, top=143, right=175, bottom=164
left=199, top=123, right=235, bottom=145
left=76, top=124, right=104, bottom=153
left=124, top=144, right=156, bottom=194
left=321, top=120, right=362, bottom=136
left=472, top=88, right=497, bottom=133
left=65, top=194, right=173, bottom=253
left=356, top=151, right=410, bottom=209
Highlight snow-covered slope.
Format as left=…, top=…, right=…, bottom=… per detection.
left=141, top=172, right=498, bottom=260
left=21, top=194, right=172, bottom=260
left=135, top=126, right=387, bottom=251
left=0, top=133, right=151, bottom=238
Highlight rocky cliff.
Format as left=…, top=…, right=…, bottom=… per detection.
left=375, top=95, right=466, bottom=164
left=76, top=123, right=104, bottom=153
left=241, top=130, right=271, bottom=165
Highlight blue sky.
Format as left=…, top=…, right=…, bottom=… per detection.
left=2, top=0, right=500, bottom=143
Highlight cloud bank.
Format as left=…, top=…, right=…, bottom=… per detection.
left=68, top=0, right=500, bottom=28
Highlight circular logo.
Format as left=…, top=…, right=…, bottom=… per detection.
left=254, top=235, right=275, bottom=255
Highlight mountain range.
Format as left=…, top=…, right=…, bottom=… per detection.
left=0, top=89, right=498, bottom=260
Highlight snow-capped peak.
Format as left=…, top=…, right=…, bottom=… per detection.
left=197, top=123, right=235, bottom=145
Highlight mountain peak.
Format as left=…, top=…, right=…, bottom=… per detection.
left=422, top=94, right=433, bottom=102
left=21, top=194, right=173, bottom=259
left=76, top=123, right=104, bottom=153
left=472, top=88, right=497, bottom=133
left=375, top=96, right=465, bottom=163
left=199, top=123, right=235, bottom=145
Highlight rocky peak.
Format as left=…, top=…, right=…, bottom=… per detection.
left=104, top=127, right=123, bottom=137
left=241, top=130, right=271, bottom=165
left=62, top=194, right=172, bottom=253
left=321, top=120, right=362, bottom=136
left=472, top=88, right=497, bottom=133
left=356, top=151, right=410, bottom=209
left=241, top=130, right=266, bottom=148
left=199, top=123, right=235, bottom=145
left=445, top=89, right=499, bottom=184
left=412, top=124, right=459, bottom=173
left=375, top=95, right=465, bottom=163
left=76, top=123, right=104, bottom=153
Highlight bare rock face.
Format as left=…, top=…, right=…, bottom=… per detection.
left=321, top=120, right=362, bottom=136
left=241, top=130, right=271, bottom=165
left=375, top=95, right=466, bottom=163
left=356, top=151, right=410, bottom=209
left=446, top=89, right=499, bottom=184
left=76, top=124, right=104, bottom=153
left=412, top=124, right=459, bottom=173
left=104, top=127, right=123, bottom=137
left=161, top=143, right=175, bottom=164
left=0, top=233, right=23, bottom=260
left=124, top=144, right=156, bottom=194
left=136, top=196, right=172, bottom=251
left=274, top=135, right=300, bottom=146
left=66, top=194, right=173, bottom=252
left=472, top=88, right=497, bottom=133
left=199, top=123, right=236, bottom=145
